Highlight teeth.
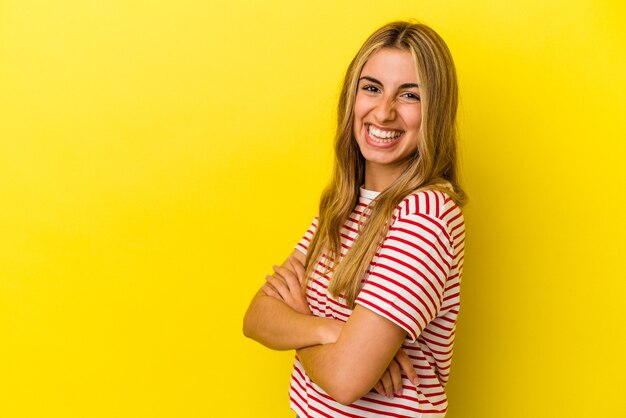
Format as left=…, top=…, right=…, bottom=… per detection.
left=368, top=125, right=402, bottom=143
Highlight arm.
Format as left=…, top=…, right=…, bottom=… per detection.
left=296, top=209, right=453, bottom=405
left=296, top=305, right=408, bottom=405
left=260, top=251, right=420, bottom=399
left=242, top=249, right=342, bottom=350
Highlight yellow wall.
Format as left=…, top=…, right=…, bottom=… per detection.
left=1, top=1, right=624, bottom=417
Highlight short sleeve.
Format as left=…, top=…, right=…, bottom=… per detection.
left=354, top=211, right=453, bottom=342
left=294, top=216, right=318, bottom=256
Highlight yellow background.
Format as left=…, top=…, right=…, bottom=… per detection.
left=1, top=0, right=624, bottom=417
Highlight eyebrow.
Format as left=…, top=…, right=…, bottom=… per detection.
left=358, top=76, right=420, bottom=89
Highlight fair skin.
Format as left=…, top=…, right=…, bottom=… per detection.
left=242, top=47, right=423, bottom=404
left=353, top=47, right=422, bottom=191
left=242, top=252, right=344, bottom=351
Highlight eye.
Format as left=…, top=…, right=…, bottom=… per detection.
left=401, top=92, right=421, bottom=101
left=361, top=84, right=380, bottom=93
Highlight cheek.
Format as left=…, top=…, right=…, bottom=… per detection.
left=353, top=95, right=370, bottom=122
left=404, top=108, right=422, bottom=131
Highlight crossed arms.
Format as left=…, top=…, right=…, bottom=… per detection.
left=242, top=249, right=418, bottom=405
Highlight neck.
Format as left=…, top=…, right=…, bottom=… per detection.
left=363, top=161, right=408, bottom=192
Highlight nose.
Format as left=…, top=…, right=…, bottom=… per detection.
left=374, top=96, right=396, bottom=122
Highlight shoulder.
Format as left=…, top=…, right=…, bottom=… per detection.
left=392, top=188, right=464, bottom=243
left=294, top=215, right=320, bottom=255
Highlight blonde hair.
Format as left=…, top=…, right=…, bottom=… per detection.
left=304, top=20, right=467, bottom=307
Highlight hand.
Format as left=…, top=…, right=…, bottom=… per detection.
left=262, top=254, right=311, bottom=315
left=373, top=348, right=419, bottom=398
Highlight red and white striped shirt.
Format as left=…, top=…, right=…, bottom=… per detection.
left=290, top=186, right=465, bottom=418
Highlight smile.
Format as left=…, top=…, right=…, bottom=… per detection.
left=366, top=124, right=404, bottom=145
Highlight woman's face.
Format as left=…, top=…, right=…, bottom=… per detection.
left=353, top=47, right=422, bottom=173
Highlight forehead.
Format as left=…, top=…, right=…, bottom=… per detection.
left=360, top=48, right=420, bottom=84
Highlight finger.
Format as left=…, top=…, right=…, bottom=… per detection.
left=380, top=370, right=394, bottom=398
left=280, top=257, right=298, bottom=275
left=373, top=381, right=385, bottom=397
left=265, top=274, right=292, bottom=301
left=272, top=265, right=297, bottom=291
left=288, top=254, right=306, bottom=284
left=270, top=265, right=288, bottom=282
left=266, top=271, right=287, bottom=288
left=395, top=349, right=419, bottom=387
left=280, top=263, right=302, bottom=295
left=261, top=283, right=282, bottom=299
left=387, top=359, right=403, bottom=396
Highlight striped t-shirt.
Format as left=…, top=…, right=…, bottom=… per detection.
left=290, top=186, right=465, bottom=418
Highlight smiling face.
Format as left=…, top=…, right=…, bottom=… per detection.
left=352, top=47, right=422, bottom=190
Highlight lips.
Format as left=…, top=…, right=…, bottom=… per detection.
left=365, top=123, right=404, bottom=147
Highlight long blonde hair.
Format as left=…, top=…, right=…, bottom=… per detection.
left=304, top=20, right=467, bottom=307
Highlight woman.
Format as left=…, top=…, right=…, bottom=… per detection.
left=243, top=20, right=466, bottom=418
